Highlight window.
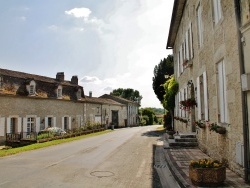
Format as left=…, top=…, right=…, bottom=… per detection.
left=213, top=0, right=222, bottom=24
left=196, top=72, right=209, bottom=120
left=187, top=23, right=193, bottom=59
left=57, top=85, right=62, bottom=98
left=77, top=89, right=81, bottom=100
left=10, top=118, right=16, bottom=134
left=196, top=3, right=203, bottom=47
left=48, top=117, right=52, bottom=127
left=217, top=60, right=228, bottom=123
left=27, top=117, right=35, bottom=133
left=29, top=80, right=36, bottom=95
left=64, top=117, right=68, bottom=130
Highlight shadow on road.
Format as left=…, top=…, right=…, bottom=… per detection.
left=141, top=128, right=165, bottom=138
left=152, top=144, right=163, bottom=188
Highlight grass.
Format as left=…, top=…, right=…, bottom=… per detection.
left=0, top=130, right=111, bottom=157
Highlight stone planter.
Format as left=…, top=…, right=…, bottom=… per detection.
left=189, top=166, right=226, bottom=187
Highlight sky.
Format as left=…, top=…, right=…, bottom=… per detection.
left=0, top=0, right=174, bottom=108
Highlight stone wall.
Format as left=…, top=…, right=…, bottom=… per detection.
left=172, top=0, right=244, bottom=177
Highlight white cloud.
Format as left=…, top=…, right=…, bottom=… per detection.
left=65, top=7, right=92, bottom=21
left=48, top=25, right=58, bottom=31
left=80, top=76, right=102, bottom=84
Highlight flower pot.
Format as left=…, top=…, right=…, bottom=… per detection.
left=216, top=127, right=226, bottom=134
left=198, top=124, right=206, bottom=128
left=189, top=166, right=226, bottom=187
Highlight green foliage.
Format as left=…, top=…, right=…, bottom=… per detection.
left=151, top=108, right=164, bottom=115
left=152, top=55, right=174, bottom=102
left=162, top=76, right=179, bottom=111
left=110, top=88, right=142, bottom=104
left=141, top=108, right=156, bottom=125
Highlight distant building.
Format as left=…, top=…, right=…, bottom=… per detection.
left=100, top=94, right=140, bottom=127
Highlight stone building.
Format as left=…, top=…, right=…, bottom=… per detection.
left=99, top=94, right=140, bottom=127
left=83, top=94, right=127, bottom=128
left=0, top=68, right=136, bottom=145
left=167, top=0, right=247, bottom=179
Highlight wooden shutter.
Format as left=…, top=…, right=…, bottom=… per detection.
left=68, top=117, right=72, bottom=130
left=189, top=23, right=193, bottom=59
left=62, top=117, right=65, bottom=130
left=36, top=117, right=40, bottom=133
left=23, top=118, right=27, bottom=132
left=197, top=77, right=201, bottom=119
left=45, top=117, right=48, bottom=128
left=17, top=117, right=22, bottom=132
left=185, top=31, right=189, bottom=60
left=203, top=72, right=209, bottom=121
left=0, top=117, right=5, bottom=136
left=53, top=117, right=56, bottom=127
left=6, top=117, right=10, bottom=133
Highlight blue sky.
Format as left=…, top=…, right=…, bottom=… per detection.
left=0, top=0, right=174, bottom=108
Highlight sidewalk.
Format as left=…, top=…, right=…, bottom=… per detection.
left=162, top=134, right=250, bottom=188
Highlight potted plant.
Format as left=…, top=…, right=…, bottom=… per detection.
left=194, top=120, right=206, bottom=128
left=209, top=122, right=226, bottom=134
left=189, top=158, right=226, bottom=187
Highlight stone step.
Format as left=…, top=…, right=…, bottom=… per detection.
left=168, top=139, right=198, bottom=147
left=175, top=138, right=197, bottom=142
left=178, top=133, right=197, bottom=139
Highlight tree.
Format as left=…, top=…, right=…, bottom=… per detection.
left=162, top=76, right=179, bottom=129
left=152, top=55, right=174, bottom=102
left=110, top=88, right=142, bottom=104
left=141, top=108, right=156, bottom=125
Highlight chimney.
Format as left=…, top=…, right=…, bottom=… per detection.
left=56, top=72, right=64, bottom=82
left=89, top=91, right=92, bottom=97
left=71, top=75, right=78, bottom=85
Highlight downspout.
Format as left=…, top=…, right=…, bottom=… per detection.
left=234, top=0, right=250, bottom=182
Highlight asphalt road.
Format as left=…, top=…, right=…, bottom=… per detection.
left=0, top=126, right=178, bottom=188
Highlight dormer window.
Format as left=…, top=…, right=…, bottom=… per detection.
left=57, top=85, right=62, bottom=98
left=29, top=80, right=36, bottom=95
left=77, top=89, right=81, bottom=100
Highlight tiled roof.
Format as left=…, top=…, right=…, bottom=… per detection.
left=99, top=94, right=139, bottom=105
left=84, top=96, right=124, bottom=106
left=0, top=68, right=76, bottom=86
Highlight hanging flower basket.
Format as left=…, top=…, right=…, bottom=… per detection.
left=180, top=98, right=197, bottom=111
left=189, top=158, right=226, bottom=187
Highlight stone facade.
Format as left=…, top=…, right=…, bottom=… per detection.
left=167, top=0, right=245, bottom=178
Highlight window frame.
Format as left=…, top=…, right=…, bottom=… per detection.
left=212, top=0, right=222, bottom=24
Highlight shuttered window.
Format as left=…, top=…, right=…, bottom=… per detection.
left=213, top=0, right=222, bottom=24
left=196, top=3, right=203, bottom=47
left=217, top=60, right=228, bottom=123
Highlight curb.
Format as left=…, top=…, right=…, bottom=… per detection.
left=162, top=139, right=191, bottom=188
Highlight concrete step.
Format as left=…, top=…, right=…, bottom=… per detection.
left=168, top=139, right=198, bottom=147
left=175, top=138, right=197, bottom=142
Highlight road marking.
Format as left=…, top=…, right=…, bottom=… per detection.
left=136, top=159, right=146, bottom=178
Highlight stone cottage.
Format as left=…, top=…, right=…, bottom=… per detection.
left=0, top=68, right=137, bottom=145
left=167, top=0, right=248, bottom=179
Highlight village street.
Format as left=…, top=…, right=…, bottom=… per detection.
left=0, top=126, right=178, bottom=188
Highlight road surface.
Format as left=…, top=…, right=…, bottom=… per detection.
left=0, top=126, right=178, bottom=188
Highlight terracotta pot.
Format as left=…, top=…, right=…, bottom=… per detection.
left=189, top=166, right=226, bottom=187
left=216, top=127, right=226, bottom=134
